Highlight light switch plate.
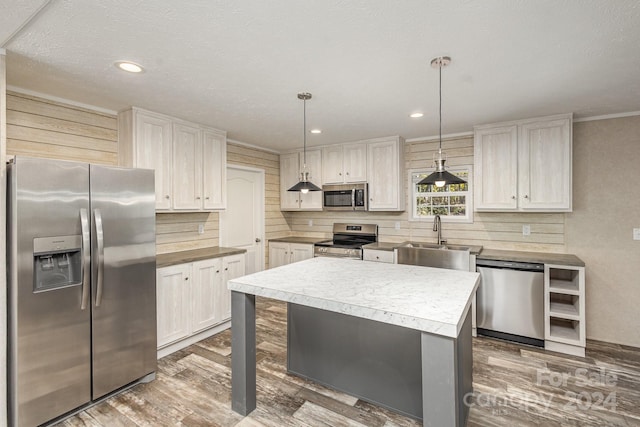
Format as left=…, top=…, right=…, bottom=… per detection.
left=522, top=224, right=531, bottom=236
left=395, top=222, right=401, bottom=230
left=633, top=228, right=640, bottom=240
left=308, top=219, right=313, bottom=227
left=198, top=224, right=205, bottom=235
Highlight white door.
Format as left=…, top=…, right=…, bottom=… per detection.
left=220, top=166, right=265, bottom=274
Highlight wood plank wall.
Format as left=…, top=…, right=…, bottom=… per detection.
left=6, top=91, right=118, bottom=164
left=286, top=136, right=566, bottom=253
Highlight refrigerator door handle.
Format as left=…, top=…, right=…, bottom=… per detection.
left=94, top=209, right=105, bottom=307
left=80, top=208, right=90, bottom=310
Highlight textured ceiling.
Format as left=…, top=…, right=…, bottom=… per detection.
left=3, top=0, right=640, bottom=151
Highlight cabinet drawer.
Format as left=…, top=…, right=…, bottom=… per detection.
left=363, top=249, right=394, bottom=263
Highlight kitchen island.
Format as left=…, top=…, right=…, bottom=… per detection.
left=228, top=257, right=480, bottom=427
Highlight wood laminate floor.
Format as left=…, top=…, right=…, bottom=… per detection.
left=59, top=298, right=640, bottom=427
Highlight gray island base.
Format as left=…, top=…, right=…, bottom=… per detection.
left=229, top=257, right=480, bottom=427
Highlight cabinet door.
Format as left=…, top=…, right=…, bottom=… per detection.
left=269, top=242, right=291, bottom=268
left=173, top=123, right=203, bottom=210
left=157, top=264, right=191, bottom=347
left=280, top=152, right=302, bottom=210
left=220, top=254, right=246, bottom=321
left=322, top=145, right=344, bottom=184
left=343, top=143, right=367, bottom=182
left=519, top=118, right=572, bottom=211
left=367, top=139, right=403, bottom=211
left=134, top=113, right=173, bottom=210
left=298, top=149, right=323, bottom=210
left=290, top=243, right=313, bottom=263
left=202, top=129, right=227, bottom=210
left=190, top=259, right=222, bottom=333
left=474, top=125, right=518, bottom=210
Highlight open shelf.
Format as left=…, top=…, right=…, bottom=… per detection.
left=548, top=267, right=580, bottom=295
left=549, top=318, right=581, bottom=344
left=549, top=293, right=580, bottom=320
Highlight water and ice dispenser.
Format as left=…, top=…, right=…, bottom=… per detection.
left=33, top=235, right=82, bottom=292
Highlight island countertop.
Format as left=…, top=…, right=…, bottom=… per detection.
left=228, top=257, right=480, bottom=338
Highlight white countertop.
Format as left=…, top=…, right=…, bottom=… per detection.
left=228, top=257, right=480, bottom=338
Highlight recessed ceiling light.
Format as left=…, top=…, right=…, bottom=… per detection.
left=410, top=112, right=424, bottom=118
left=115, top=61, right=144, bottom=73
left=310, top=129, right=322, bottom=134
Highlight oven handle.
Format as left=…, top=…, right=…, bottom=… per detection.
left=351, top=188, right=355, bottom=210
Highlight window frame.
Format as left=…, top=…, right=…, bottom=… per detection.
left=408, top=165, right=474, bottom=223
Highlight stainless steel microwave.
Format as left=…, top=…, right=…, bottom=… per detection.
left=322, top=184, right=368, bottom=211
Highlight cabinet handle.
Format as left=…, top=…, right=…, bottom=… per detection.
left=225, top=267, right=228, bottom=271
left=524, top=195, right=529, bottom=199
left=184, top=277, right=188, bottom=281
left=165, top=195, right=170, bottom=199
left=196, top=196, right=201, bottom=200
left=370, top=198, right=373, bottom=201
left=205, top=197, right=210, bottom=200
left=512, top=196, right=516, bottom=200
left=339, top=172, right=342, bottom=176
left=216, top=270, right=220, bottom=273
left=376, top=256, right=380, bottom=260
left=346, top=172, right=349, bottom=176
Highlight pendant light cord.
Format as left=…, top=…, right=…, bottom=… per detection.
left=302, top=97, right=307, bottom=166
left=438, top=62, right=442, bottom=153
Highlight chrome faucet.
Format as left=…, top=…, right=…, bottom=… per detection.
left=433, top=214, right=445, bottom=245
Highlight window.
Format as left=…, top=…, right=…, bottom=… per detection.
left=409, top=166, right=473, bottom=223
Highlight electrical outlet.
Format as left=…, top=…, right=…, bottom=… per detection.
left=395, top=222, right=401, bottom=230
left=198, top=224, right=205, bottom=235
left=308, top=219, right=313, bottom=227
left=522, top=224, right=531, bottom=236
left=634, top=228, right=640, bottom=241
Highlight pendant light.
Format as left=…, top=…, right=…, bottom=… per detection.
left=288, top=92, right=321, bottom=193
left=418, top=56, right=466, bottom=188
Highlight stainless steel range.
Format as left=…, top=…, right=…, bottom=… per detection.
left=314, top=223, right=378, bottom=259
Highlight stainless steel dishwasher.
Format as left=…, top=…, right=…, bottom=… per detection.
left=476, top=258, right=545, bottom=347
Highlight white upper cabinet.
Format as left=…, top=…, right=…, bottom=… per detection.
left=122, top=110, right=173, bottom=209
left=322, top=142, right=367, bottom=183
left=367, top=137, right=405, bottom=211
left=474, top=114, right=572, bottom=212
left=172, top=123, right=203, bottom=210
left=518, top=118, right=572, bottom=210
left=280, top=149, right=323, bottom=211
left=474, top=125, right=519, bottom=210
left=280, top=137, right=405, bottom=212
left=202, top=129, right=227, bottom=210
left=119, top=107, right=227, bottom=212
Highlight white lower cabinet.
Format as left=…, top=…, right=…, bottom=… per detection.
left=156, top=253, right=245, bottom=356
left=156, top=263, right=192, bottom=347
left=269, top=242, right=314, bottom=268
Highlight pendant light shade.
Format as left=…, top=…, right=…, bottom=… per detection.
left=288, top=92, right=321, bottom=193
left=418, top=56, right=466, bottom=188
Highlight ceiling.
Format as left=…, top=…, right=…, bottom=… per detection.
left=3, top=0, right=640, bottom=151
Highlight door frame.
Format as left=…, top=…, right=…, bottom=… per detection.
left=220, top=164, right=265, bottom=273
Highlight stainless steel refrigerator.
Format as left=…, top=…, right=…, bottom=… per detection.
left=7, top=156, right=157, bottom=427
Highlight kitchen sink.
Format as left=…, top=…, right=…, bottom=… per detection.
left=399, top=242, right=471, bottom=251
